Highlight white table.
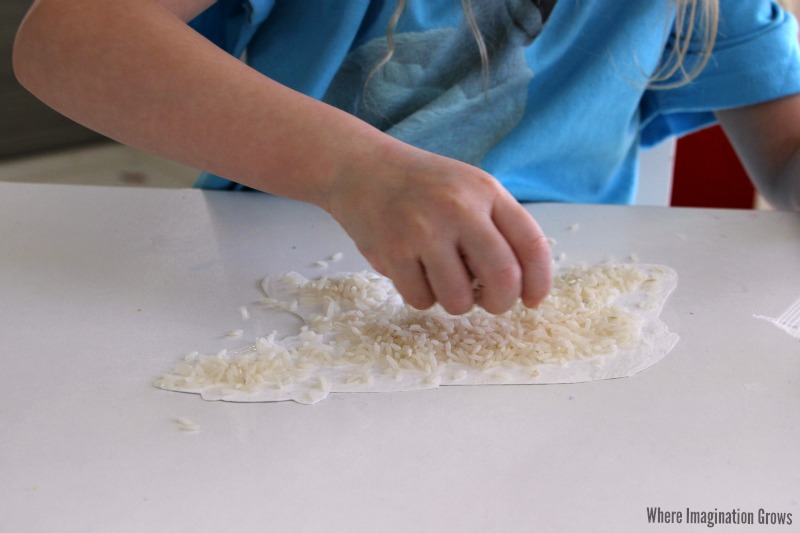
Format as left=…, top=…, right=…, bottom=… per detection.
left=1, top=182, right=798, bottom=532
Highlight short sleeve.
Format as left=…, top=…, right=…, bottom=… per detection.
left=640, top=0, right=800, bottom=147
left=189, top=0, right=276, bottom=57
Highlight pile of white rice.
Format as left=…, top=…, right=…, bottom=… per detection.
left=155, top=262, right=676, bottom=404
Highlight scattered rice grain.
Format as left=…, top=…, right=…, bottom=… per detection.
left=176, top=417, right=200, bottom=432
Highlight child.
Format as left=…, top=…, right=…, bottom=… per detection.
left=12, top=0, right=800, bottom=315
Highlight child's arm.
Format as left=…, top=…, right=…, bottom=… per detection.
left=716, top=94, right=800, bottom=211
left=13, top=0, right=552, bottom=314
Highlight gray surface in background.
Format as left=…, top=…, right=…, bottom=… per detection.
left=0, top=0, right=108, bottom=160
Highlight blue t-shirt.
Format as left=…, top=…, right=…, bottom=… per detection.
left=190, top=0, right=800, bottom=204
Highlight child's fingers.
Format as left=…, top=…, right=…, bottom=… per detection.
left=421, top=243, right=474, bottom=315
left=492, top=197, right=553, bottom=308
left=458, top=218, right=522, bottom=315
left=385, top=259, right=436, bottom=311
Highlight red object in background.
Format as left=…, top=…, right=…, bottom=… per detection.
left=670, top=125, right=755, bottom=209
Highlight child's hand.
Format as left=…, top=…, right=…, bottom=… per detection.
left=326, top=141, right=552, bottom=315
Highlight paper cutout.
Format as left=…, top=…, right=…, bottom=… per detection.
left=155, top=263, right=678, bottom=404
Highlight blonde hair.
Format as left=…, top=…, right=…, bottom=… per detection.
left=365, top=0, right=489, bottom=91
left=650, top=0, right=720, bottom=88
left=369, top=0, right=721, bottom=90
